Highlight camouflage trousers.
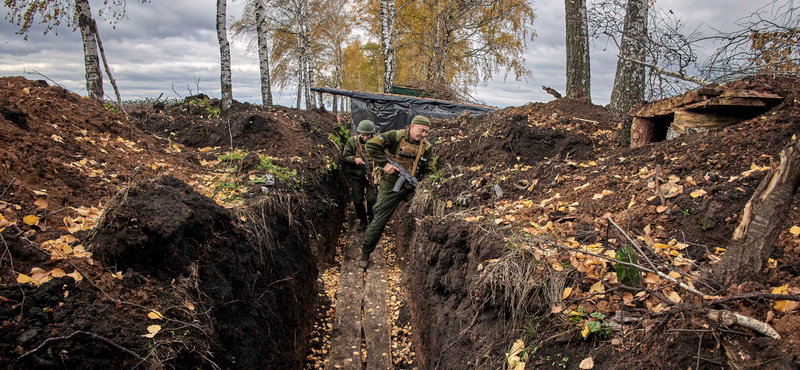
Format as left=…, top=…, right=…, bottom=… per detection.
left=361, top=179, right=415, bottom=256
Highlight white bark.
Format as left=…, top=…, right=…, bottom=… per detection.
left=76, top=0, right=103, bottom=101
left=380, top=0, right=396, bottom=93
left=93, top=20, right=125, bottom=115
left=609, top=0, right=648, bottom=146
left=255, top=0, right=273, bottom=106
left=565, top=0, right=591, bottom=99
left=300, top=0, right=315, bottom=109
left=217, top=0, right=233, bottom=109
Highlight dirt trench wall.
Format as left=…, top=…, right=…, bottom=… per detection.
left=400, top=216, right=512, bottom=370
left=90, top=175, right=319, bottom=369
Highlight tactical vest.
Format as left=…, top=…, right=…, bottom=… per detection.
left=389, top=129, right=427, bottom=178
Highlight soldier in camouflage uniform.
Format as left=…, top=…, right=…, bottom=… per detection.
left=358, top=115, right=435, bottom=269
left=342, top=120, right=377, bottom=231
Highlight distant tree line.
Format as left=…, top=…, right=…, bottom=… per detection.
left=5, top=0, right=798, bottom=131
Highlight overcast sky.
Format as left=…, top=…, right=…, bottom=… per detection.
left=0, top=0, right=766, bottom=108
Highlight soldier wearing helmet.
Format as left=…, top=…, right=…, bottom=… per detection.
left=358, top=115, right=435, bottom=269
left=342, top=120, right=378, bottom=231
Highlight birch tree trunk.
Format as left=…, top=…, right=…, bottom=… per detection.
left=565, top=0, right=591, bottom=100
left=93, top=20, right=124, bottom=115
left=608, top=0, right=647, bottom=147
left=380, top=0, right=396, bottom=93
left=217, top=0, right=233, bottom=109
left=296, top=68, right=303, bottom=109
left=301, top=0, right=315, bottom=110
left=255, top=0, right=273, bottom=106
left=76, top=0, right=103, bottom=101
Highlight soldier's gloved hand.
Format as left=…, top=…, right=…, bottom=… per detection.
left=383, top=162, right=398, bottom=175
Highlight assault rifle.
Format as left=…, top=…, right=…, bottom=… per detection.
left=355, top=140, right=376, bottom=190
left=385, top=154, right=420, bottom=192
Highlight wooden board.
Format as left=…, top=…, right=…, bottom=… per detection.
left=329, top=234, right=366, bottom=370
left=363, top=244, right=393, bottom=370
left=632, top=89, right=782, bottom=118
left=630, top=117, right=656, bottom=148
left=671, top=110, right=743, bottom=134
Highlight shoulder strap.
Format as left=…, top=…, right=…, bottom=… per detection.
left=410, top=139, right=425, bottom=176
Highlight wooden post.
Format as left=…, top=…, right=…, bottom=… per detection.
left=630, top=117, right=655, bottom=148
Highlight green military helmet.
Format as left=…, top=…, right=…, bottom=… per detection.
left=357, top=120, right=376, bottom=133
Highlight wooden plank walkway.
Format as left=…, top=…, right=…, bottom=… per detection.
left=364, top=245, right=392, bottom=370
left=328, top=224, right=392, bottom=369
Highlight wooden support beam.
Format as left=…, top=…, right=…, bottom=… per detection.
left=670, top=110, right=743, bottom=134
left=631, top=117, right=656, bottom=148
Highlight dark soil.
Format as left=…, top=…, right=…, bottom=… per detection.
left=0, top=76, right=348, bottom=369
left=3, top=72, right=800, bottom=370
left=398, top=75, right=800, bottom=369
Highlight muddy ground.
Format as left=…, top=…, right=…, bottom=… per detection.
left=1, top=73, right=800, bottom=370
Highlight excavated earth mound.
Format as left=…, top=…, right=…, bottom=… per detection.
left=399, top=75, right=800, bottom=370
left=0, top=76, right=348, bottom=369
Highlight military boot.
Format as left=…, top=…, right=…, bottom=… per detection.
left=356, top=218, right=368, bottom=231
left=358, top=252, right=370, bottom=269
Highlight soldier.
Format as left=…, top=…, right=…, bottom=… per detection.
left=342, top=120, right=377, bottom=231
left=359, top=115, right=435, bottom=269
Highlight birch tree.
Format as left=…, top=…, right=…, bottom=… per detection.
left=607, top=0, right=647, bottom=146
left=217, top=0, right=234, bottom=109
left=565, top=0, right=590, bottom=100
left=255, top=0, right=273, bottom=105
left=379, top=0, right=395, bottom=92
left=76, top=0, right=103, bottom=100
left=4, top=0, right=123, bottom=100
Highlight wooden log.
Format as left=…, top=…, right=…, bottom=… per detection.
left=707, top=309, right=780, bottom=339
left=630, top=117, right=656, bottom=148
left=719, top=90, right=782, bottom=99
left=716, top=141, right=800, bottom=283
left=671, top=110, right=743, bottom=133
left=684, top=97, right=767, bottom=110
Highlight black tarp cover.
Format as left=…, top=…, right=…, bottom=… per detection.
left=311, top=87, right=497, bottom=134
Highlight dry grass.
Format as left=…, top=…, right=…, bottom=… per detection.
left=474, top=233, right=576, bottom=330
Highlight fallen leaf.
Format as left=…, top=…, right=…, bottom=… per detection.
left=66, top=271, right=83, bottom=282
left=551, top=262, right=564, bottom=271
left=23, top=215, right=40, bottom=226
left=17, top=273, right=38, bottom=286
left=51, top=268, right=66, bottom=278
left=589, top=281, right=605, bottom=295
left=579, top=357, right=595, bottom=369
left=185, top=302, right=195, bottom=311
left=142, top=325, right=161, bottom=338
left=581, top=324, right=591, bottom=338
left=148, top=311, right=164, bottom=320
left=656, top=205, right=668, bottom=213
left=35, top=198, right=48, bottom=209
left=690, top=189, right=707, bottom=198
left=562, top=287, right=573, bottom=300
left=790, top=225, right=800, bottom=237
left=623, top=292, right=635, bottom=306
left=551, top=305, right=563, bottom=314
